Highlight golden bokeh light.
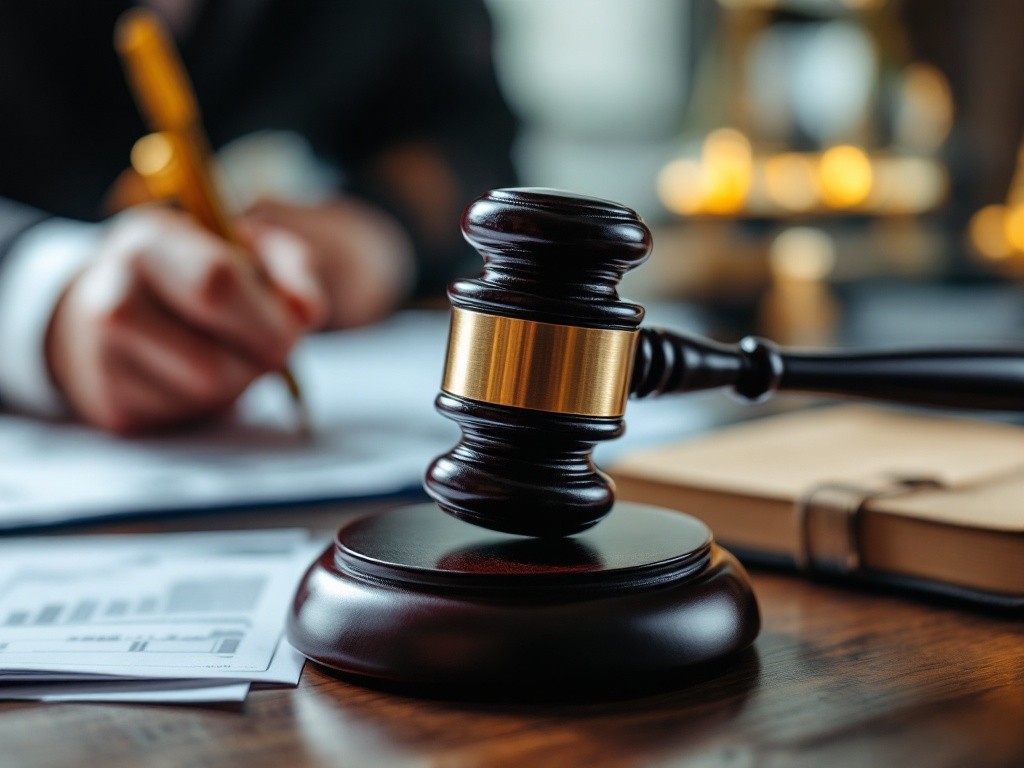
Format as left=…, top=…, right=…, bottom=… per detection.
left=769, top=227, right=837, bottom=282
left=896, top=64, right=954, bottom=152
left=969, top=205, right=1012, bottom=261
left=699, top=128, right=753, bottom=215
left=819, top=145, right=873, bottom=209
left=871, top=156, right=948, bottom=213
left=1003, top=204, right=1024, bottom=253
left=764, top=153, right=820, bottom=212
left=657, top=158, right=704, bottom=215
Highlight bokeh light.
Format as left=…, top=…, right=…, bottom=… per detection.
left=657, top=158, right=704, bottom=215
left=968, top=205, right=1012, bottom=261
left=819, top=145, right=873, bottom=208
left=764, top=153, right=820, bottom=212
left=699, top=128, right=753, bottom=215
left=1002, top=204, right=1024, bottom=253
left=769, top=227, right=837, bottom=282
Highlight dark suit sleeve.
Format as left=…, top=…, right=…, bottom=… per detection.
left=0, top=199, right=50, bottom=263
left=339, top=0, right=519, bottom=297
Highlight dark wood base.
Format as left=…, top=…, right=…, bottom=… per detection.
left=287, top=502, right=760, bottom=696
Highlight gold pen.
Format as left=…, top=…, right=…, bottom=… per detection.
left=115, top=9, right=309, bottom=432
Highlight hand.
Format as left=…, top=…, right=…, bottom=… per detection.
left=46, top=207, right=327, bottom=434
left=243, top=197, right=415, bottom=329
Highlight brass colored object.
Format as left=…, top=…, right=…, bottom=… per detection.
left=116, top=9, right=308, bottom=431
left=129, top=131, right=179, bottom=200
left=442, top=308, right=638, bottom=417
left=116, top=9, right=238, bottom=239
left=115, top=10, right=198, bottom=129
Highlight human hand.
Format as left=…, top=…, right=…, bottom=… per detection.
left=46, top=207, right=327, bottom=434
left=243, top=197, right=415, bottom=330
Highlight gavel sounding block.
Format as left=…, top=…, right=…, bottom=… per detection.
left=288, top=502, right=759, bottom=694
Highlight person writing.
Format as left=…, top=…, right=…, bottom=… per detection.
left=0, top=0, right=517, bottom=433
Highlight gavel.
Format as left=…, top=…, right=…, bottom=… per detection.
left=289, top=188, right=1023, bottom=694
left=426, top=187, right=1024, bottom=539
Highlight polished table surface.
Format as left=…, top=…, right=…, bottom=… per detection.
left=1, top=502, right=1021, bottom=768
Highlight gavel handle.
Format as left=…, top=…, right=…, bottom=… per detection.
left=631, top=328, right=1024, bottom=411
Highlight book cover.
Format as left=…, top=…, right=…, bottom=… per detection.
left=611, top=406, right=1024, bottom=609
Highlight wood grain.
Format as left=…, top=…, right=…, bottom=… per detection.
left=2, top=555, right=1020, bottom=768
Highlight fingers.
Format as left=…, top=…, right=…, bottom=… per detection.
left=46, top=206, right=315, bottom=434
left=112, top=297, right=262, bottom=412
left=243, top=197, right=415, bottom=330
left=96, top=357, right=196, bottom=435
left=111, top=209, right=304, bottom=369
left=55, top=268, right=263, bottom=434
left=244, top=222, right=328, bottom=329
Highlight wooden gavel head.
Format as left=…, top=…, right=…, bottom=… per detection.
left=425, top=188, right=652, bottom=538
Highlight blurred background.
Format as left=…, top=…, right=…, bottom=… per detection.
left=483, top=0, right=1024, bottom=348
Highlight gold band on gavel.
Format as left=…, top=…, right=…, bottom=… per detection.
left=441, top=308, right=639, bottom=417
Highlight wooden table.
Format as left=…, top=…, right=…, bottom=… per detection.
left=1, top=503, right=1021, bottom=768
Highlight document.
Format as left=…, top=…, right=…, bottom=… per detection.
left=0, top=529, right=325, bottom=702
left=0, top=680, right=252, bottom=704
left=0, top=312, right=455, bottom=529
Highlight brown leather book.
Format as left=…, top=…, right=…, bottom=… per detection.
left=611, top=405, right=1024, bottom=610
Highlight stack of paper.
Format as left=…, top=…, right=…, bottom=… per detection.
left=0, top=529, right=326, bottom=703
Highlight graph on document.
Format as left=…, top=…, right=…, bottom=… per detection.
left=0, top=627, right=245, bottom=657
left=0, top=531, right=317, bottom=673
left=1, top=574, right=266, bottom=627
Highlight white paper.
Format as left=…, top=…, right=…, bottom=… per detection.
left=0, top=312, right=455, bottom=529
left=0, top=308, right=713, bottom=530
left=0, top=636, right=306, bottom=702
left=0, top=680, right=251, bottom=704
left=0, top=530, right=323, bottom=682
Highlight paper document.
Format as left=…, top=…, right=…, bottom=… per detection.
left=0, top=312, right=454, bottom=529
left=0, top=680, right=252, bottom=704
left=0, top=529, right=325, bottom=702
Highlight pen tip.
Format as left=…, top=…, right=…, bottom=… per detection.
left=293, top=398, right=313, bottom=440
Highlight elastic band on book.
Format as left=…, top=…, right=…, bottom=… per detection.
left=794, top=476, right=943, bottom=575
